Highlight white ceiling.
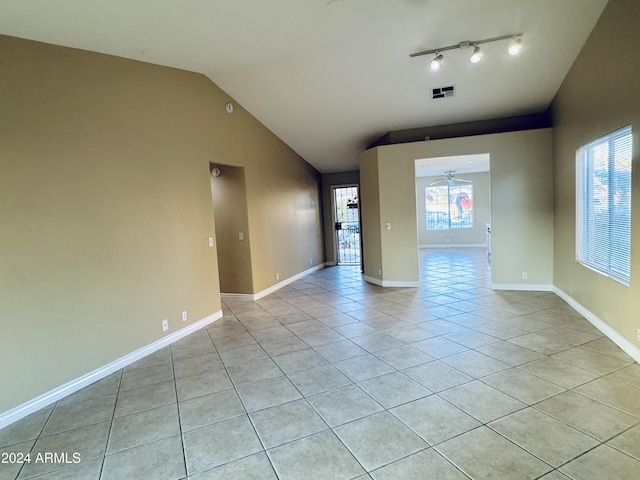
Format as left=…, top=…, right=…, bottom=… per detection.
left=0, top=0, right=608, bottom=173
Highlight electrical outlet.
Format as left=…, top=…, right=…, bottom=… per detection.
left=637, top=328, right=640, bottom=342
left=208, top=237, right=214, bottom=247
left=309, top=259, right=313, bottom=265
left=378, top=269, right=382, bottom=275
left=276, top=273, right=280, bottom=280
left=239, top=232, right=244, bottom=241
left=162, top=319, right=169, bottom=332
left=182, top=311, right=188, bottom=322
left=522, top=272, right=528, bottom=280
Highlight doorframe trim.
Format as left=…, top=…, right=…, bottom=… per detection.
left=330, top=184, right=361, bottom=267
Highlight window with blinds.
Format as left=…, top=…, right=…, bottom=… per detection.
left=576, top=126, right=632, bottom=286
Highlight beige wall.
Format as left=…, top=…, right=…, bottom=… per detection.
left=416, top=172, right=491, bottom=246
left=361, top=129, right=553, bottom=287
left=360, top=149, right=383, bottom=282
left=0, top=35, right=322, bottom=413
left=210, top=164, right=253, bottom=294
left=321, top=170, right=360, bottom=265
left=552, top=0, right=640, bottom=347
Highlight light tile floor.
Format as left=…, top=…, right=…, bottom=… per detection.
left=1, top=249, right=640, bottom=479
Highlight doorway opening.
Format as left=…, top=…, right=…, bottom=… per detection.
left=414, top=153, right=492, bottom=274
left=332, top=185, right=361, bottom=265
left=209, top=163, right=253, bottom=294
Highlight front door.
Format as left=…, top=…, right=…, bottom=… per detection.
left=333, top=186, right=361, bottom=265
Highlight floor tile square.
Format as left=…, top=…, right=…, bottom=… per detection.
left=440, top=350, right=510, bottom=378
left=519, top=357, right=600, bottom=389
left=173, top=353, right=223, bottom=379
left=333, top=354, right=395, bottom=382
left=114, top=380, right=176, bottom=418
left=313, top=339, right=368, bottom=363
left=536, top=325, right=599, bottom=345
left=443, top=329, right=501, bottom=349
left=439, top=380, right=526, bottom=423
left=535, top=391, right=639, bottom=441
left=551, top=347, right=631, bottom=375
left=179, top=389, right=245, bottom=432
left=508, top=333, right=573, bottom=355
left=373, top=345, right=433, bottom=370
left=250, top=399, right=328, bottom=448
left=267, top=430, right=364, bottom=480
left=560, top=445, right=640, bottom=480
left=350, top=333, right=405, bottom=353
left=482, top=368, right=565, bottom=404
left=297, top=327, right=345, bottom=347
left=119, top=362, right=174, bottom=392
left=226, top=358, right=282, bottom=386
left=357, top=372, right=431, bottom=408
left=183, top=415, right=262, bottom=475
left=334, top=411, right=428, bottom=471
left=175, top=369, right=233, bottom=401
left=189, top=452, right=277, bottom=480
left=410, top=337, right=468, bottom=358
left=580, top=336, right=634, bottom=361
left=19, top=422, right=110, bottom=478
left=235, top=376, right=302, bottom=413
left=385, top=324, right=436, bottom=343
left=107, top=403, right=180, bottom=454
left=272, top=348, right=328, bottom=374
left=490, top=408, right=599, bottom=467
left=476, top=341, right=543, bottom=366
left=260, top=336, right=309, bottom=356
left=218, top=344, right=269, bottom=367
left=41, top=394, right=116, bottom=436
left=211, top=332, right=257, bottom=352
left=307, top=384, right=383, bottom=427
left=607, top=363, right=640, bottom=388
left=332, top=322, right=378, bottom=338
left=574, top=376, right=640, bottom=417
left=391, top=395, right=480, bottom=445
left=436, top=426, right=551, bottom=480
left=102, top=435, right=185, bottom=480
left=370, top=448, right=468, bottom=480
left=402, top=361, right=473, bottom=392
left=608, top=424, right=640, bottom=461
left=287, top=364, right=351, bottom=397
left=0, top=406, right=52, bottom=448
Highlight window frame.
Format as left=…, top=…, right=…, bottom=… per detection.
left=575, top=125, right=632, bottom=286
left=425, top=182, right=474, bottom=231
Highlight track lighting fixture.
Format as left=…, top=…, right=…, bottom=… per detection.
left=410, top=33, right=523, bottom=70
left=508, top=36, right=523, bottom=56
left=430, top=52, right=444, bottom=71
left=469, top=45, right=482, bottom=64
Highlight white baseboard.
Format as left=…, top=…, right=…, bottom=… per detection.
left=492, top=283, right=553, bottom=291
left=220, top=293, right=254, bottom=301
left=221, top=264, right=326, bottom=302
left=325, top=261, right=337, bottom=267
left=420, top=244, right=485, bottom=249
left=0, top=310, right=223, bottom=430
left=363, top=275, right=420, bottom=288
left=553, top=287, right=640, bottom=364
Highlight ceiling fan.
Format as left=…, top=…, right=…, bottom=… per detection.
left=430, top=170, right=472, bottom=186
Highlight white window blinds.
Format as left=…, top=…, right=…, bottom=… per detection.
left=576, top=126, right=632, bottom=285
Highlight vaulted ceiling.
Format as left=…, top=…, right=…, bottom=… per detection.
left=0, top=0, right=609, bottom=172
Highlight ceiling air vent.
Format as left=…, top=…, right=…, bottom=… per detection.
left=432, top=85, right=455, bottom=99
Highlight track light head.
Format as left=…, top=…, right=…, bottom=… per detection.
left=430, top=52, right=443, bottom=71
left=469, top=45, right=482, bottom=64
left=508, top=36, right=523, bottom=56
